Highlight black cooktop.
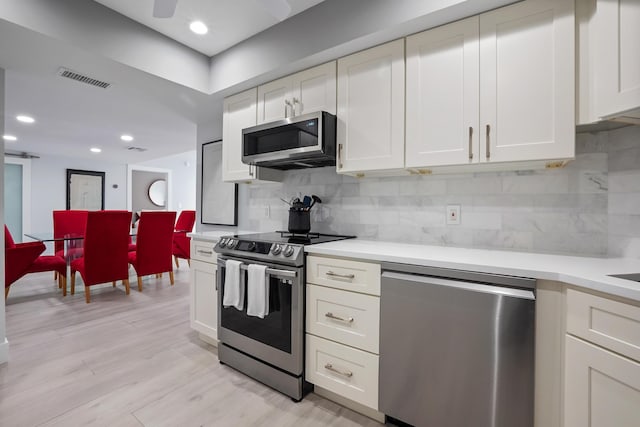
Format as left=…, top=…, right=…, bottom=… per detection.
left=231, top=231, right=355, bottom=246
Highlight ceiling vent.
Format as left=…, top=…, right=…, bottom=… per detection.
left=57, top=67, right=111, bottom=89
left=127, top=146, right=148, bottom=152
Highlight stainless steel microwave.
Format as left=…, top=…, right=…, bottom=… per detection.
left=241, top=111, right=336, bottom=170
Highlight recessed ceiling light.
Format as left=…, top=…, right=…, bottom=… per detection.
left=16, top=115, right=35, bottom=123
left=90, top=147, right=102, bottom=153
left=189, top=20, right=208, bottom=35
left=3, top=135, right=17, bottom=141
left=120, top=134, right=134, bottom=142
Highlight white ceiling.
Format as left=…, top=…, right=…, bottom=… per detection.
left=92, top=0, right=326, bottom=56
left=0, top=0, right=325, bottom=164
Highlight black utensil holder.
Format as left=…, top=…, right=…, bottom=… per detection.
left=288, top=209, right=310, bottom=233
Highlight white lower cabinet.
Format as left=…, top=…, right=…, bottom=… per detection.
left=190, top=240, right=218, bottom=345
left=564, top=288, right=640, bottom=427
left=306, top=284, right=380, bottom=354
left=564, top=335, right=640, bottom=427
left=306, top=334, right=379, bottom=410
left=305, top=255, right=381, bottom=414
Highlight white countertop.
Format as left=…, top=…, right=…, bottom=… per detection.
left=305, top=239, right=640, bottom=302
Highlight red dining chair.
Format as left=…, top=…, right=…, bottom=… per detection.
left=128, top=211, right=177, bottom=291
left=4, top=225, right=66, bottom=299
left=53, top=210, right=88, bottom=283
left=172, top=210, right=195, bottom=268
left=70, top=211, right=132, bottom=303
left=53, top=210, right=88, bottom=258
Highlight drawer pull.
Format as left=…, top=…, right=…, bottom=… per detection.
left=325, top=312, right=354, bottom=323
left=324, top=363, right=353, bottom=378
left=197, top=250, right=213, bottom=255
left=326, top=271, right=355, bottom=280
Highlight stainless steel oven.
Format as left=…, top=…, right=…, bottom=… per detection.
left=217, top=255, right=306, bottom=400
left=214, top=232, right=355, bottom=401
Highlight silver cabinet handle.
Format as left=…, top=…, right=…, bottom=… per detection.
left=326, top=271, right=355, bottom=280
left=338, top=144, right=343, bottom=169
left=325, top=312, right=354, bottom=323
left=485, top=124, right=491, bottom=160
left=468, top=126, right=473, bottom=160
left=197, top=250, right=213, bottom=255
left=292, top=97, right=299, bottom=116
left=324, top=363, right=353, bottom=378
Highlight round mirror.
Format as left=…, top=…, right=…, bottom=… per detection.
left=148, top=179, right=167, bottom=207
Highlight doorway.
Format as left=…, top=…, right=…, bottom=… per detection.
left=4, top=157, right=31, bottom=242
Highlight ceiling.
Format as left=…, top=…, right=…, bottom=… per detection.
left=1, top=0, right=325, bottom=163
left=92, top=0, right=326, bottom=56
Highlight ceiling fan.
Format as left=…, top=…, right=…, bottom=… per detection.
left=152, top=0, right=178, bottom=18
left=151, top=0, right=292, bottom=21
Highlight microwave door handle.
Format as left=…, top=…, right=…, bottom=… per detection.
left=284, top=100, right=292, bottom=118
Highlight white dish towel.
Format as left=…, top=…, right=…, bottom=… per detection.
left=223, top=259, right=244, bottom=311
left=247, top=264, right=269, bottom=318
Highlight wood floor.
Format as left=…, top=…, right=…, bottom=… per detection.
left=1, top=268, right=382, bottom=427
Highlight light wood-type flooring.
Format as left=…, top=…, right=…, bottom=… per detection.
left=1, top=267, right=382, bottom=427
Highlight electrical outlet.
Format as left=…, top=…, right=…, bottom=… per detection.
left=446, top=205, right=461, bottom=225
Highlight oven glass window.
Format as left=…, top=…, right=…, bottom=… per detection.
left=220, top=270, right=292, bottom=353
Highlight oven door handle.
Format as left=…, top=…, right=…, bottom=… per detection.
left=218, top=258, right=297, bottom=279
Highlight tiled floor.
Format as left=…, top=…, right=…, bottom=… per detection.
left=1, top=268, right=382, bottom=426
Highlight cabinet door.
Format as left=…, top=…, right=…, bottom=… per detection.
left=406, top=16, right=479, bottom=168
left=564, top=335, right=640, bottom=427
left=593, top=0, right=640, bottom=119
left=337, top=40, right=405, bottom=173
left=190, top=259, right=218, bottom=342
left=292, top=61, right=337, bottom=116
left=222, top=88, right=256, bottom=182
left=257, top=76, right=291, bottom=124
left=479, top=0, right=574, bottom=163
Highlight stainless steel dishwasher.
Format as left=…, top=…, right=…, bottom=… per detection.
left=379, top=263, right=535, bottom=427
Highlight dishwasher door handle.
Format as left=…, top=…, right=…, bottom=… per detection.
left=381, top=271, right=535, bottom=300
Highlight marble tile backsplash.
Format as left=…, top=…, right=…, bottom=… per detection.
left=239, top=126, right=640, bottom=258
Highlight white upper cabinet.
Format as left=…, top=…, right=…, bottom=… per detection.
left=479, top=0, right=575, bottom=163
left=406, top=17, right=480, bottom=168
left=593, top=0, right=640, bottom=120
left=222, top=89, right=282, bottom=183
left=337, top=40, right=405, bottom=173
left=257, top=61, right=337, bottom=124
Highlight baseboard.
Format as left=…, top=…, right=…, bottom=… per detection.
left=313, top=386, right=385, bottom=423
left=0, top=337, right=9, bottom=364
left=198, top=333, right=218, bottom=346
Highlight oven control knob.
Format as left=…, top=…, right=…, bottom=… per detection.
left=247, top=242, right=256, bottom=251
left=227, top=239, right=237, bottom=249
left=271, top=244, right=282, bottom=255
left=283, top=245, right=295, bottom=257
left=218, top=238, right=227, bottom=248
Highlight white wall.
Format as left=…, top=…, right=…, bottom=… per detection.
left=1, top=67, right=9, bottom=364
left=138, top=150, right=197, bottom=213
left=28, top=154, right=127, bottom=247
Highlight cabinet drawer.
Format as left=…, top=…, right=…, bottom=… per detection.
left=306, top=256, right=380, bottom=296
left=307, top=285, right=379, bottom=353
left=306, top=334, right=379, bottom=410
left=191, top=240, right=217, bottom=264
left=567, top=289, right=640, bottom=363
